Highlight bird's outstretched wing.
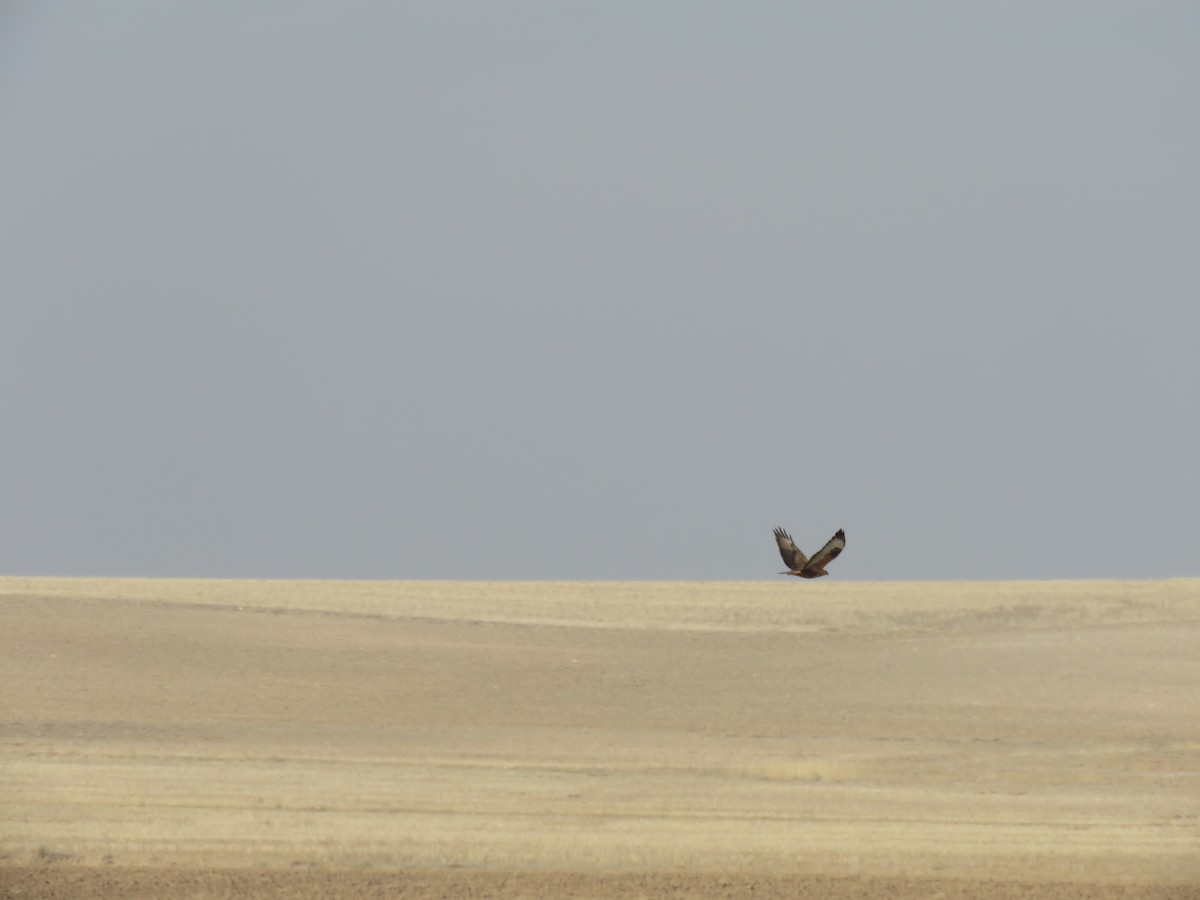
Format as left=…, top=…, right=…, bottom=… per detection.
left=773, top=527, right=808, bottom=570
left=807, top=528, right=846, bottom=572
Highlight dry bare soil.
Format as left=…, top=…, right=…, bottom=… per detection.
left=2, top=577, right=1198, bottom=898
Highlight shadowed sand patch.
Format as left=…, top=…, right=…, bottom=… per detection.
left=5, top=868, right=1197, bottom=900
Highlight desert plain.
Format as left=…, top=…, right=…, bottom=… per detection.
left=1, top=576, right=1198, bottom=899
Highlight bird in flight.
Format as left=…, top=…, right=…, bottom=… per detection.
left=773, top=527, right=846, bottom=578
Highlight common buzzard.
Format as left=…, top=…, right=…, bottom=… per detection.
left=773, top=526, right=845, bottom=578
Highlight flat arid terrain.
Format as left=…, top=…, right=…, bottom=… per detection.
left=2, top=577, right=1198, bottom=898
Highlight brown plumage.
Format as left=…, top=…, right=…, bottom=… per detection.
left=773, top=526, right=845, bottom=578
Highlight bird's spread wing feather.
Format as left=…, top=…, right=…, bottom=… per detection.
left=807, top=528, right=846, bottom=571
left=773, top=527, right=807, bottom=570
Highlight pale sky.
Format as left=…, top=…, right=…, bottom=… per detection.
left=3, top=3, right=1197, bottom=580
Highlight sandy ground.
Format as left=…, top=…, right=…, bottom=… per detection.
left=1, top=577, right=1198, bottom=898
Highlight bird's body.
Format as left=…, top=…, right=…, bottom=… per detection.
left=773, top=526, right=845, bottom=578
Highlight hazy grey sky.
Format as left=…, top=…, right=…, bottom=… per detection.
left=3, top=3, right=1197, bottom=580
